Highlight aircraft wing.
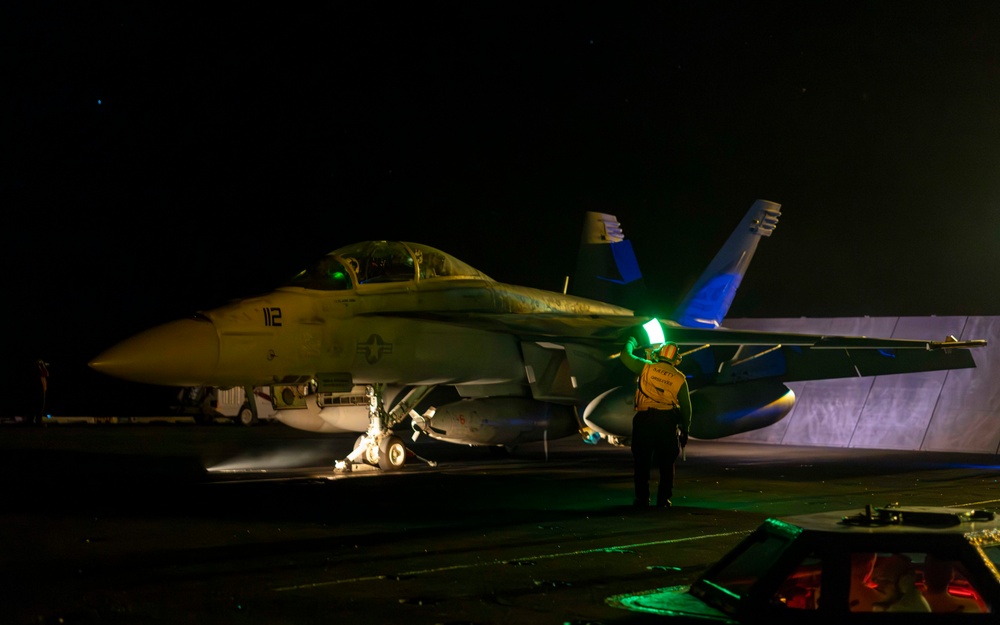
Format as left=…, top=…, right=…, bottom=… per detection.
left=375, top=311, right=984, bottom=382
left=671, top=328, right=981, bottom=381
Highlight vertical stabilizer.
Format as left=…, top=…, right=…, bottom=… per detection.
left=672, top=200, right=781, bottom=328
left=569, top=212, right=648, bottom=309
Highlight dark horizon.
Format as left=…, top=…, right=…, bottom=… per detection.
left=9, top=3, right=1000, bottom=417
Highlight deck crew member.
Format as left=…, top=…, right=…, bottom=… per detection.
left=619, top=336, right=691, bottom=509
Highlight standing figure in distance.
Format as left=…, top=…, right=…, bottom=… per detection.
left=35, top=359, right=50, bottom=425
left=619, top=336, right=692, bottom=509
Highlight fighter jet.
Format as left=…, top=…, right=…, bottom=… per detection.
left=89, top=200, right=986, bottom=471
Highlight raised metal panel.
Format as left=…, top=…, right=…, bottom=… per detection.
left=922, top=316, right=1000, bottom=453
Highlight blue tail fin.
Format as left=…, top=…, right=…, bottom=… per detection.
left=569, top=212, right=648, bottom=310
left=672, top=199, right=781, bottom=328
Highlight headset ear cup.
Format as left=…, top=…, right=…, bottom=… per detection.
left=658, top=342, right=677, bottom=361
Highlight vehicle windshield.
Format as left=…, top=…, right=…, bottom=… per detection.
left=704, top=531, right=791, bottom=598
left=981, top=543, right=1000, bottom=569
left=285, top=241, right=491, bottom=290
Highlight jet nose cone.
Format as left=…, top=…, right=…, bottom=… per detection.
left=89, top=317, right=221, bottom=386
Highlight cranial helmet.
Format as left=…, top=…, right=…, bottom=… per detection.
left=657, top=342, right=680, bottom=364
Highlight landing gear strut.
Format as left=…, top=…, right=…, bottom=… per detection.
left=334, top=384, right=437, bottom=473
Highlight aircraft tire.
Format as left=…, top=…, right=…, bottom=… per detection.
left=363, top=439, right=380, bottom=466
left=378, top=435, right=407, bottom=471
left=237, top=404, right=257, bottom=427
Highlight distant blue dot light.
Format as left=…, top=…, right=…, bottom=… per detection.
left=97, top=99, right=102, bottom=105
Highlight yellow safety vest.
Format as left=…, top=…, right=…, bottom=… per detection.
left=635, top=361, right=685, bottom=412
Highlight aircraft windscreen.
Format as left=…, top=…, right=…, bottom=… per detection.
left=329, top=241, right=489, bottom=283
left=286, top=242, right=490, bottom=290
left=285, top=256, right=353, bottom=291
left=332, top=241, right=417, bottom=284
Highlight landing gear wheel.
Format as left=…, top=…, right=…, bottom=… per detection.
left=237, top=404, right=257, bottom=426
left=353, top=435, right=377, bottom=465
left=378, top=435, right=407, bottom=471
left=363, top=439, right=380, bottom=466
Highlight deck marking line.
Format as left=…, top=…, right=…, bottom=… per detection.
left=274, top=530, right=749, bottom=592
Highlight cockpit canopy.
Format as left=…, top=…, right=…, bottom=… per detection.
left=285, top=241, right=492, bottom=291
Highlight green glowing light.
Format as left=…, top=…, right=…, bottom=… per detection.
left=703, top=579, right=741, bottom=601
left=765, top=518, right=804, bottom=536
left=642, top=318, right=665, bottom=345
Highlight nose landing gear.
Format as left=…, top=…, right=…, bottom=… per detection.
left=334, top=385, right=437, bottom=473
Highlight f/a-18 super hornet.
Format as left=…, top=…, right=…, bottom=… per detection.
left=89, top=200, right=986, bottom=471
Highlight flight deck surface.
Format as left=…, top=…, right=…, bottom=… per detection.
left=3, top=421, right=999, bottom=624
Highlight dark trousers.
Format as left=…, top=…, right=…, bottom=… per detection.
left=631, top=409, right=681, bottom=506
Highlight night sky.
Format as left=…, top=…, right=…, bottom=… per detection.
left=8, top=3, right=1000, bottom=417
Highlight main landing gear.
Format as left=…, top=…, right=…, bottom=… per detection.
left=334, top=384, right=438, bottom=473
